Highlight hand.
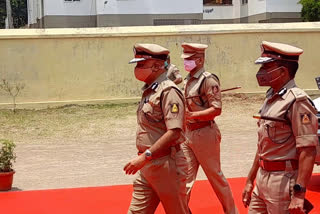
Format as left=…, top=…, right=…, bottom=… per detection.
left=289, top=195, right=305, bottom=214
left=123, top=154, right=148, bottom=175
left=242, top=182, right=254, bottom=208
left=185, top=109, right=196, bottom=121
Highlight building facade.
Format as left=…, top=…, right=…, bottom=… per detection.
left=27, top=0, right=302, bottom=28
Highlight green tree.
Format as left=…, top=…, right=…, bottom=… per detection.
left=299, top=0, right=320, bottom=21
left=0, top=0, right=27, bottom=28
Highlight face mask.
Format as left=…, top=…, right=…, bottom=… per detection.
left=134, top=67, right=153, bottom=82
left=256, top=66, right=284, bottom=86
left=184, top=59, right=197, bottom=72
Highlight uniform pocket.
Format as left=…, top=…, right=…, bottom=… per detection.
left=141, top=102, right=163, bottom=123
left=189, top=95, right=202, bottom=106
left=265, top=121, right=292, bottom=144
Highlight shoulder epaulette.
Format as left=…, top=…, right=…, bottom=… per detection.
left=202, top=72, right=220, bottom=83
left=160, top=79, right=182, bottom=94
left=289, top=87, right=308, bottom=101
left=202, top=72, right=212, bottom=78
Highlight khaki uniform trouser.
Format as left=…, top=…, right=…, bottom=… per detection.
left=182, top=124, right=238, bottom=214
left=128, top=149, right=189, bottom=214
left=249, top=168, right=298, bottom=214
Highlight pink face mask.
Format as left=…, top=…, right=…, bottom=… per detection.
left=184, top=59, right=197, bottom=72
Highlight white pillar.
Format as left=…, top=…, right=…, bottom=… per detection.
left=5, top=0, right=14, bottom=28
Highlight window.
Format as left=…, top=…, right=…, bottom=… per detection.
left=204, top=0, right=232, bottom=5
left=241, top=0, right=248, bottom=4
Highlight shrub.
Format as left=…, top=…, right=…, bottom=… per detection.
left=0, top=139, right=16, bottom=172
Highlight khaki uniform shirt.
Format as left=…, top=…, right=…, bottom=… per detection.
left=136, top=72, right=185, bottom=152
left=257, top=79, right=318, bottom=161
left=183, top=68, right=221, bottom=123
left=167, top=64, right=182, bottom=82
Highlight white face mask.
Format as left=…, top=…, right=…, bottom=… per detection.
left=184, top=59, right=197, bottom=72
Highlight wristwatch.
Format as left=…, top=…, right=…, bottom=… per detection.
left=293, top=184, right=306, bottom=193
left=145, top=149, right=152, bottom=161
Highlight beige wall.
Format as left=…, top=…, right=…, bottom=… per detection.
left=0, top=23, right=320, bottom=107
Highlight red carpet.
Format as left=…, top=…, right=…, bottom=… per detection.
left=1, top=175, right=319, bottom=214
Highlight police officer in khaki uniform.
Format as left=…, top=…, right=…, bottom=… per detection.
left=180, top=43, right=238, bottom=214
left=242, top=41, right=318, bottom=214
left=123, top=44, right=190, bottom=214
left=166, top=55, right=183, bottom=85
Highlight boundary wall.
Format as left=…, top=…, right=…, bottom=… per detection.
left=0, top=22, right=320, bottom=108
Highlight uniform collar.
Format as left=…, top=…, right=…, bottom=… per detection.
left=185, top=67, right=204, bottom=81
left=266, top=79, right=297, bottom=101
left=141, top=72, right=167, bottom=92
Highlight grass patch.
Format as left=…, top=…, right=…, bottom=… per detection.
left=0, top=102, right=137, bottom=142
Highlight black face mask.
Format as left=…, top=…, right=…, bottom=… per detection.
left=256, top=66, right=284, bottom=86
